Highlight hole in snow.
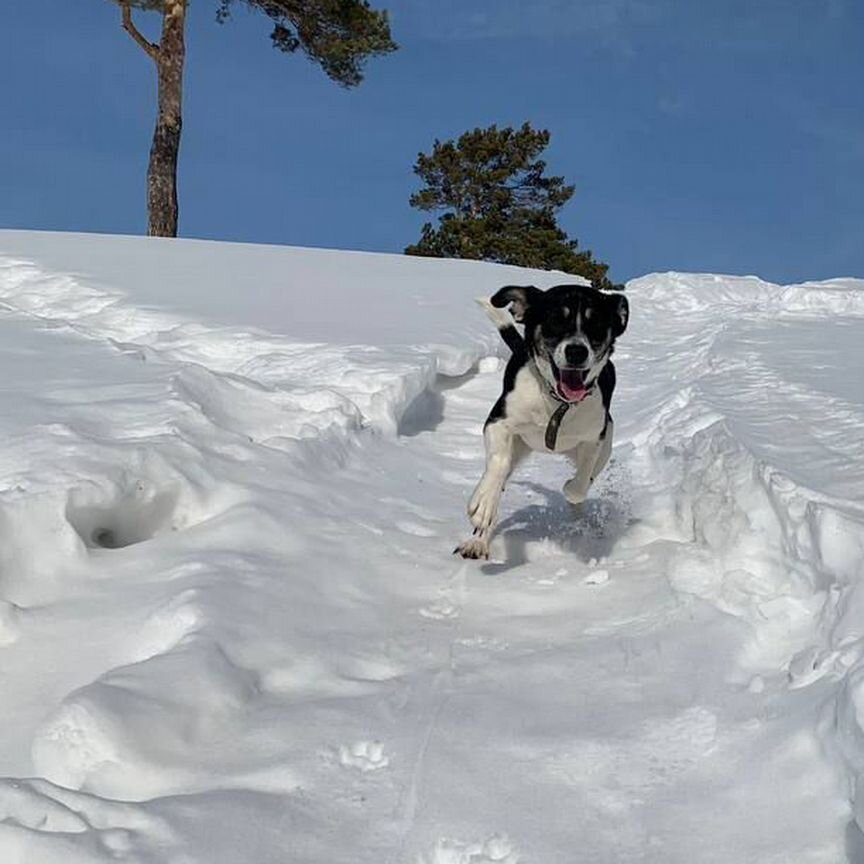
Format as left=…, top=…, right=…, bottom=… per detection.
left=66, top=484, right=181, bottom=550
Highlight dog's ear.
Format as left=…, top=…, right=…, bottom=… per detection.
left=490, top=285, right=543, bottom=323
left=608, top=292, right=629, bottom=337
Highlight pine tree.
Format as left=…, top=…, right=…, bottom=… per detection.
left=406, top=123, right=617, bottom=289
left=113, top=0, right=397, bottom=237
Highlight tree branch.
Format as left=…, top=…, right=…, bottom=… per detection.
left=121, top=2, right=159, bottom=61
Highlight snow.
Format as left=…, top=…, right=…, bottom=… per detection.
left=0, top=229, right=862, bottom=862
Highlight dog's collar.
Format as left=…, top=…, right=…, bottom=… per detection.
left=545, top=384, right=593, bottom=450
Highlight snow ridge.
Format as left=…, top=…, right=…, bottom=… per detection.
left=625, top=272, right=864, bottom=839
left=0, top=255, right=425, bottom=440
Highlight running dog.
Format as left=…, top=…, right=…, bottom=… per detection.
left=455, top=283, right=629, bottom=559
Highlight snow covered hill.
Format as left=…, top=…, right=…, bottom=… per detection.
left=0, top=230, right=862, bottom=863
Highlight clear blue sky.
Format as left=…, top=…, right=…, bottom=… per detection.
left=2, top=0, right=862, bottom=283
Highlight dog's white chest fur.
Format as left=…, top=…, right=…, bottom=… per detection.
left=505, top=365, right=607, bottom=452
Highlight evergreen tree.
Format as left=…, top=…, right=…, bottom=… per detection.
left=406, top=123, right=617, bottom=289
left=112, top=0, right=397, bottom=237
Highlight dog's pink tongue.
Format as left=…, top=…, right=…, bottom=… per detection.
left=558, top=380, right=589, bottom=402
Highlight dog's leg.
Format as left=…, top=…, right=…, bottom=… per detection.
left=562, top=420, right=613, bottom=506
left=456, top=422, right=526, bottom=559
left=592, top=419, right=613, bottom=481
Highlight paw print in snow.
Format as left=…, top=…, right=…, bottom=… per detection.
left=420, top=834, right=519, bottom=864
left=338, top=740, right=389, bottom=772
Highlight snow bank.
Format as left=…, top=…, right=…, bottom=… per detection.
left=632, top=271, right=864, bottom=319
left=0, top=231, right=577, bottom=438
left=624, top=270, right=864, bottom=835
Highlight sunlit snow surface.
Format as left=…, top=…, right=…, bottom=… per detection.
left=0, top=230, right=862, bottom=863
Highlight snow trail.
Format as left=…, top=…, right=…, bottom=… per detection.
left=0, top=234, right=862, bottom=861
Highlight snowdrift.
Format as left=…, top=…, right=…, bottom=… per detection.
left=623, top=271, right=864, bottom=846
left=0, top=231, right=580, bottom=438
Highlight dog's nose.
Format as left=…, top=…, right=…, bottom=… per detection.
left=564, top=343, right=589, bottom=366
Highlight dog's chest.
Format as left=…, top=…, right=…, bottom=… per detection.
left=504, top=366, right=606, bottom=452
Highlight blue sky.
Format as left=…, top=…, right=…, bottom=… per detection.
left=2, top=0, right=862, bottom=283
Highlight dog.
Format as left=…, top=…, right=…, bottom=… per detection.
left=455, top=283, right=629, bottom=559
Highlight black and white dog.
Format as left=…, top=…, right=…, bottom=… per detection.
left=455, top=283, right=629, bottom=559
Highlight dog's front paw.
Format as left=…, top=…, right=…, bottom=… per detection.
left=454, top=537, right=490, bottom=560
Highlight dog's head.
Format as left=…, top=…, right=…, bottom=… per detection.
left=491, top=283, right=628, bottom=402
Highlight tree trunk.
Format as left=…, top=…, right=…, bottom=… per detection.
left=147, top=0, right=187, bottom=237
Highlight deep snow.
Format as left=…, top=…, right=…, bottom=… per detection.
left=0, top=230, right=862, bottom=863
